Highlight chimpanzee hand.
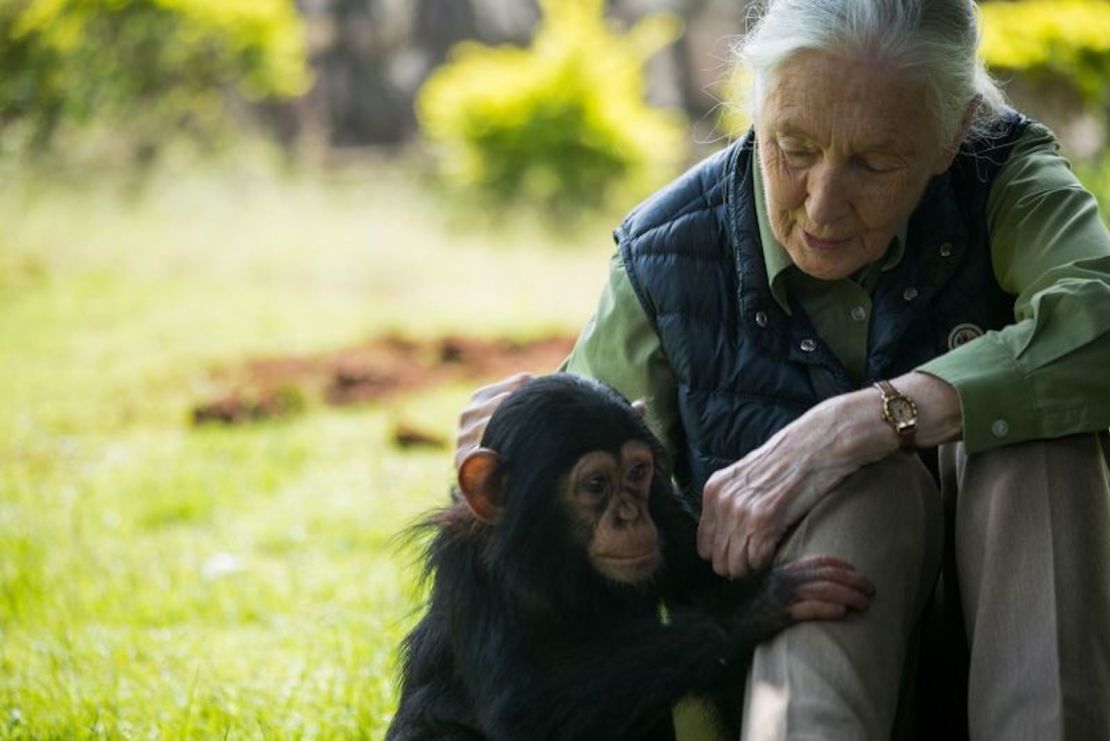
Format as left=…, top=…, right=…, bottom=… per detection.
left=454, top=372, right=533, bottom=470
left=768, top=555, right=875, bottom=623
left=712, top=555, right=874, bottom=664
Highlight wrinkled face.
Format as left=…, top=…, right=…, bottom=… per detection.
left=568, top=439, right=661, bottom=585
left=756, top=50, right=955, bottom=279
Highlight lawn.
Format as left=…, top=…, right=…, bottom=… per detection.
left=0, top=157, right=613, bottom=739
left=6, top=146, right=1109, bottom=739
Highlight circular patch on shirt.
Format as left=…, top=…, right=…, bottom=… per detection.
left=948, top=323, right=984, bottom=349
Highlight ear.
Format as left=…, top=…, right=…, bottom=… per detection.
left=631, top=399, right=647, bottom=418
left=458, top=448, right=505, bottom=525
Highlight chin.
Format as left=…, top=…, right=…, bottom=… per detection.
left=805, top=263, right=859, bottom=280
left=596, top=551, right=663, bottom=586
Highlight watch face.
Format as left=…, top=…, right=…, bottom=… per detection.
left=888, top=397, right=915, bottom=424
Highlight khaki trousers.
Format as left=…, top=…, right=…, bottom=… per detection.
left=718, top=433, right=1110, bottom=741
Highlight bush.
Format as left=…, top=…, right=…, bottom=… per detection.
left=416, top=0, right=687, bottom=218
left=1075, top=154, right=1110, bottom=217
left=980, top=0, right=1110, bottom=105
left=0, top=0, right=310, bottom=158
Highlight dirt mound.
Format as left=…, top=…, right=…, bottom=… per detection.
left=192, top=334, right=575, bottom=427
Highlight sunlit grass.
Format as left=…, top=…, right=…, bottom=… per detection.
left=0, top=156, right=611, bottom=738
left=9, top=142, right=1108, bottom=739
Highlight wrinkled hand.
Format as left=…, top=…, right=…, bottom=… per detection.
left=696, top=399, right=878, bottom=579
left=454, top=372, right=533, bottom=470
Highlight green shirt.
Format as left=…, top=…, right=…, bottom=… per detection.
left=563, top=122, right=1110, bottom=456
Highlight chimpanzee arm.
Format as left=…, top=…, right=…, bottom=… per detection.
left=479, top=556, right=872, bottom=740
left=481, top=612, right=750, bottom=741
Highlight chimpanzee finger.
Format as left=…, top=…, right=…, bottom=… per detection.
left=782, top=556, right=876, bottom=596
left=788, top=600, right=849, bottom=622
left=790, top=579, right=872, bottom=612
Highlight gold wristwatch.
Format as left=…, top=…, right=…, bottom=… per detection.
left=874, top=380, right=918, bottom=450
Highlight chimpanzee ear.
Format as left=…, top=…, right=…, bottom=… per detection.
left=631, top=399, right=648, bottom=418
left=458, top=448, right=505, bottom=525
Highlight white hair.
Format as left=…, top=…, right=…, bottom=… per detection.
left=738, top=0, right=1008, bottom=148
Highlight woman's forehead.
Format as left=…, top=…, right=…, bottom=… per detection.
left=759, top=50, right=935, bottom=151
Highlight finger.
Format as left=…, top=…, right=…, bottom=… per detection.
left=710, top=525, right=729, bottom=576
left=746, top=532, right=778, bottom=573
left=787, top=554, right=857, bottom=571
left=791, top=580, right=872, bottom=612
left=712, top=493, right=752, bottom=577
left=469, top=388, right=516, bottom=420
left=454, top=389, right=521, bottom=468
left=724, top=532, right=752, bottom=580
left=784, top=557, right=876, bottom=596
left=473, top=372, right=533, bottom=402
left=789, top=600, right=849, bottom=622
left=696, top=485, right=720, bottom=560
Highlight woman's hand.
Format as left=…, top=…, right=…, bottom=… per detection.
left=696, top=372, right=961, bottom=579
left=695, top=402, right=864, bottom=579
left=454, top=372, right=534, bottom=470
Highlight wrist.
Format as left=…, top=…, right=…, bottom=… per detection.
left=893, top=371, right=962, bottom=448
left=874, top=379, right=918, bottom=450
left=817, top=391, right=901, bottom=466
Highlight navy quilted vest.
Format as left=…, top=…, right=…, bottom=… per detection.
left=618, top=112, right=1029, bottom=497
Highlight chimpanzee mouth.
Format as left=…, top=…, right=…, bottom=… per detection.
left=597, top=550, right=661, bottom=569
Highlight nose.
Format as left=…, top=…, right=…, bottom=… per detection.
left=806, top=162, right=851, bottom=226
left=614, top=495, right=643, bottom=524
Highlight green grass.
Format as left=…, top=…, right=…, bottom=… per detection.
left=0, top=158, right=612, bottom=738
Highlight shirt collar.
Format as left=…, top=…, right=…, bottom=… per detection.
left=751, top=141, right=908, bottom=313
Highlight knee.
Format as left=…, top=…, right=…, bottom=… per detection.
left=801, top=454, right=943, bottom=610
left=838, top=453, right=942, bottom=558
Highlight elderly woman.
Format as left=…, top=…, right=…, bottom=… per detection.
left=457, top=0, right=1110, bottom=738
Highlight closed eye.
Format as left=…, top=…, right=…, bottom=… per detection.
left=781, top=148, right=816, bottom=166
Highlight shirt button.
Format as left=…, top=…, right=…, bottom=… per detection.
left=991, top=419, right=1010, bottom=438
left=850, top=305, right=867, bottom=322
left=755, top=311, right=768, bottom=327
left=939, top=242, right=953, bottom=257
left=903, top=287, right=919, bottom=301
left=800, top=339, right=817, bottom=352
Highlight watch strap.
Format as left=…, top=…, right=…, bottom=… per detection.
left=874, top=380, right=918, bottom=451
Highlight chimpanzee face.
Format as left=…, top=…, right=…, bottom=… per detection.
left=457, top=374, right=671, bottom=588
left=566, top=439, right=661, bottom=585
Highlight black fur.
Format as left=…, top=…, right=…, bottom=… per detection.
left=387, top=374, right=811, bottom=740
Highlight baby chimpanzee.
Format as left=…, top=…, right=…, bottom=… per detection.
left=387, top=374, right=873, bottom=740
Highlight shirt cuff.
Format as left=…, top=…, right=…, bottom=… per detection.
left=917, top=332, right=1038, bottom=454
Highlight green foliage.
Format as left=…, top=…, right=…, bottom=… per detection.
left=416, top=0, right=687, bottom=217
left=0, top=0, right=310, bottom=155
left=980, top=0, right=1110, bottom=104
left=1074, top=153, right=1110, bottom=215
left=0, top=162, right=609, bottom=736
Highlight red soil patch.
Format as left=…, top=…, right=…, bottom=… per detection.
left=192, top=334, right=575, bottom=427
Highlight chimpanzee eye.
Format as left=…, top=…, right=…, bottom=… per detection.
left=626, top=463, right=648, bottom=483
left=583, top=474, right=609, bottom=496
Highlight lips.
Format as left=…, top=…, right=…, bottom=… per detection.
left=597, top=550, right=659, bottom=567
left=803, top=230, right=852, bottom=252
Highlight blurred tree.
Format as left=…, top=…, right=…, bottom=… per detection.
left=307, top=0, right=540, bottom=149
left=980, top=0, right=1110, bottom=105
left=980, top=0, right=1110, bottom=157
left=0, top=0, right=310, bottom=160
left=416, top=0, right=687, bottom=219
